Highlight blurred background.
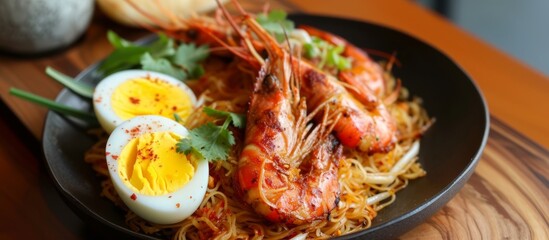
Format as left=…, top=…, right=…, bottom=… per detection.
left=417, top=0, right=549, bottom=77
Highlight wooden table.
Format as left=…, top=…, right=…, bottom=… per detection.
left=0, top=0, right=547, bottom=239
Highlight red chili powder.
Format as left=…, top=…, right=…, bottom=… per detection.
left=129, top=97, right=140, bottom=104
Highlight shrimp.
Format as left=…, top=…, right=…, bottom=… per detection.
left=235, top=14, right=343, bottom=224
left=298, top=62, right=397, bottom=153
left=241, top=18, right=397, bottom=153
left=299, top=25, right=388, bottom=105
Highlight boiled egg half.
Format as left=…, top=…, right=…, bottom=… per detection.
left=106, top=115, right=208, bottom=224
left=94, top=70, right=197, bottom=133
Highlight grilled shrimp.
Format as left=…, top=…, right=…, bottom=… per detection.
left=243, top=19, right=397, bottom=153
left=299, top=25, right=387, bottom=104
left=235, top=16, right=342, bottom=224
left=298, top=62, right=397, bottom=153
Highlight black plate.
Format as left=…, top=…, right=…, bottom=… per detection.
left=42, top=14, right=489, bottom=239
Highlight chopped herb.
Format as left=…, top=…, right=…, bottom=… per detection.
left=99, top=45, right=149, bottom=75
left=256, top=10, right=295, bottom=43
left=327, top=45, right=351, bottom=70
left=106, top=32, right=175, bottom=75
left=189, top=65, right=205, bottom=79
left=203, top=107, right=246, bottom=128
left=303, top=42, right=320, bottom=59
left=176, top=107, right=245, bottom=162
left=100, top=31, right=209, bottom=80
left=303, top=36, right=351, bottom=71
left=176, top=122, right=235, bottom=162
left=148, top=34, right=176, bottom=58
left=141, top=53, right=187, bottom=80
left=173, top=43, right=209, bottom=73
left=10, top=31, right=210, bottom=125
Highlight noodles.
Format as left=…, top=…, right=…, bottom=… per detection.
left=83, top=50, right=430, bottom=239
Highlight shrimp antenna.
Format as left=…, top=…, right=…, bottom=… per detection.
left=215, top=0, right=247, bottom=41
left=281, top=25, right=301, bottom=105
left=385, top=51, right=399, bottom=71
left=215, top=0, right=264, bottom=66
left=230, top=0, right=248, bottom=16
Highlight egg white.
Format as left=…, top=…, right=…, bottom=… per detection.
left=105, top=115, right=208, bottom=224
left=93, top=70, right=197, bottom=133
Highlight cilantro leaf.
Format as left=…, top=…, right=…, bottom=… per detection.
left=173, top=44, right=209, bottom=69
left=189, top=65, right=205, bottom=79
left=99, top=32, right=176, bottom=76
left=149, top=34, right=176, bottom=58
left=256, top=10, right=295, bottom=43
left=99, top=46, right=149, bottom=75
left=176, top=122, right=234, bottom=162
left=176, top=138, right=194, bottom=155
left=172, top=43, right=209, bottom=80
left=99, top=31, right=209, bottom=80
left=140, top=53, right=187, bottom=80
left=203, top=107, right=246, bottom=129
left=176, top=108, right=244, bottom=162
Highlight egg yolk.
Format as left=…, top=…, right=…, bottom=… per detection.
left=118, top=131, right=195, bottom=196
left=111, top=77, right=193, bottom=122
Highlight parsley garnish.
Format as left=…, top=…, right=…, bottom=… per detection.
left=141, top=53, right=186, bottom=79
left=172, top=43, right=209, bottom=79
left=99, top=31, right=209, bottom=80
left=303, top=36, right=351, bottom=71
left=202, top=107, right=245, bottom=128
left=176, top=107, right=246, bottom=162
left=256, top=10, right=295, bottom=43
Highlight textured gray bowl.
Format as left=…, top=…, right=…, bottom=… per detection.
left=0, top=0, right=94, bottom=54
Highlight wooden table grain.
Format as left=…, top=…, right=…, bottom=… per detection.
left=0, top=0, right=547, bottom=239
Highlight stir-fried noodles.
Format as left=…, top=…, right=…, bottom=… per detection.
left=85, top=54, right=430, bottom=239
left=83, top=2, right=432, bottom=238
